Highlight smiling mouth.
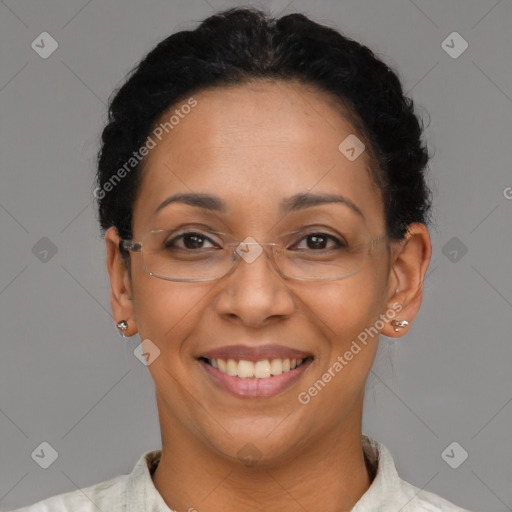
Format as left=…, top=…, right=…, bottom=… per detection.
left=199, top=356, right=314, bottom=379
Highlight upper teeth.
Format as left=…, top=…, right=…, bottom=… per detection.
left=209, top=358, right=304, bottom=378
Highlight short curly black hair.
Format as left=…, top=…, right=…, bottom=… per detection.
left=95, top=6, right=433, bottom=247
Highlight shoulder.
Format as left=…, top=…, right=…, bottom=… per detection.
left=6, top=474, right=127, bottom=512
left=359, top=435, right=475, bottom=512
left=6, top=449, right=164, bottom=512
left=397, top=478, right=475, bottom=512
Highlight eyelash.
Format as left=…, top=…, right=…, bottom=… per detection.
left=164, top=231, right=347, bottom=251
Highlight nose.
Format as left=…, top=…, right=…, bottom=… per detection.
left=214, top=241, right=295, bottom=326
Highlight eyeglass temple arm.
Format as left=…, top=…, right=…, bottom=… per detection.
left=119, top=240, right=142, bottom=252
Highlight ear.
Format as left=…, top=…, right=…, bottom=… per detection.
left=105, top=226, right=137, bottom=337
left=381, top=223, right=432, bottom=338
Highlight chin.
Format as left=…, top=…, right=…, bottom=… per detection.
left=205, top=421, right=305, bottom=467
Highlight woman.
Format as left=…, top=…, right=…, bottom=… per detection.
left=11, top=7, right=474, bottom=512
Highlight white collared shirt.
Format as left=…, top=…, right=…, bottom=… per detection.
left=8, top=435, right=474, bottom=512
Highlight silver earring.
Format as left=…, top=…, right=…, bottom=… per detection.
left=392, top=320, right=409, bottom=332
left=116, top=320, right=128, bottom=337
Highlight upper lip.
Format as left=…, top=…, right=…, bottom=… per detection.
left=199, top=344, right=314, bottom=362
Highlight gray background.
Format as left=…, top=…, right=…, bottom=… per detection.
left=0, top=0, right=511, bottom=510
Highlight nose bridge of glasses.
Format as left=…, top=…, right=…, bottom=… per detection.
left=230, top=239, right=282, bottom=272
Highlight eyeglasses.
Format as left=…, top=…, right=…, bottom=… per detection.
left=119, top=227, right=389, bottom=282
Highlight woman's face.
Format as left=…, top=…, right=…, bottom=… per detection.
left=107, top=80, right=419, bottom=464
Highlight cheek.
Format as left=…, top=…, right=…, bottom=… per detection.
left=131, top=279, right=211, bottom=401
left=298, top=269, right=386, bottom=385
left=131, top=275, right=211, bottom=349
left=296, top=285, right=382, bottom=417
left=300, top=267, right=385, bottom=339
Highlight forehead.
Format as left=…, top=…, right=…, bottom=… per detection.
left=132, top=80, right=384, bottom=233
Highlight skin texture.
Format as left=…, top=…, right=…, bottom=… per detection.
left=105, top=80, right=432, bottom=512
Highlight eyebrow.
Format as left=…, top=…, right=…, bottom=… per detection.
left=154, top=192, right=364, bottom=218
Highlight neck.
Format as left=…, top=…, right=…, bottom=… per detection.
left=152, top=402, right=374, bottom=512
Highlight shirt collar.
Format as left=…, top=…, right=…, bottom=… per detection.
left=125, top=447, right=172, bottom=511
left=124, top=434, right=399, bottom=511
left=352, top=434, right=402, bottom=511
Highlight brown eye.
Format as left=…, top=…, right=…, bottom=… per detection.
left=292, top=233, right=347, bottom=251
left=165, top=232, right=217, bottom=250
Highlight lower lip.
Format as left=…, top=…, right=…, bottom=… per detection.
left=198, top=358, right=313, bottom=398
